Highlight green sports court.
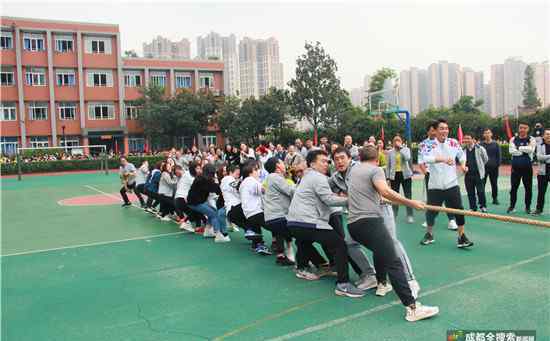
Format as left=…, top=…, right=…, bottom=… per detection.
left=1, top=171, right=549, bottom=340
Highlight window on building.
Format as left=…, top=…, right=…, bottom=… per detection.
left=202, top=135, right=217, bottom=147
left=59, top=137, right=80, bottom=147
left=124, top=72, right=142, bottom=87
left=88, top=103, right=114, bottom=120
left=85, top=36, right=112, bottom=54
left=125, top=102, right=140, bottom=120
left=25, top=67, right=46, bottom=86
left=150, top=72, right=166, bottom=88
left=29, top=102, right=48, bottom=120
left=0, top=31, right=13, bottom=49
left=0, top=68, right=14, bottom=86
left=30, top=136, right=49, bottom=148
left=56, top=70, right=76, bottom=86
left=23, top=34, right=45, bottom=51
left=0, top=137, right=18, bottom=156
left=175, top=73, right=192, bottom=89
left=58, top=102, right=77, bottom=120
left=129, top=137, right=145, bottom=152
left=55, top=36, right=74, bottom=52
left=200, top=74, right=214, bottom=88
left=87, top=70, right=112, bottom=87
left=0, top=102, right=16, bottom=121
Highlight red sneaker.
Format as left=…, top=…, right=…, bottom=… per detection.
left=194, top=227, right=205, bottom=234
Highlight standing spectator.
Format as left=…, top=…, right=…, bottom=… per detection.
left=508, top=122, right=537, bottom=214
left=284, top=145, right=304, bottom=170
left=239, top=143, right=255, bottom=165
left=533, top=129, right=550, bottom=215
left=275, top=144, right=286, bottom=161
left=534, top=123, right=544, bottom=145
left=343, top=135, right=359, bottom=161
left=480, top=128, right=501, bottom=205
left=377, top=140, right=387, bottom=168
left=463, top=134, right=489, bottom=212
left=295, top=138, right=308, bottom=158
left=387, top=136, right=414, bottom=223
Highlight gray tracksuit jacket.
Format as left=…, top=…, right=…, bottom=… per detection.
left=158, top=171, right=178, bottom=196
left=287, top=169, right=348, bottom=230
left=263, top=173, right=296, bottom=222
left=463, top=144, right=489, bottom=179
left=537, top=142, right=550, bottom=176
left=386, top=147, right=413, bottom=180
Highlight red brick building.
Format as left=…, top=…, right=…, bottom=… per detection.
left=0, top=16, right=224, bottom=155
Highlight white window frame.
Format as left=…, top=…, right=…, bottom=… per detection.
left=85, top=36, right=112, bottom=54
left=125, top=103, right=140, bottom=120
left=175, top=73, right=192, bottom=89
left=58, top=102, right=77, bottom=120
left=59, top=138, right=80, bottom=147
left=54, top=35, right=74, bottom=52
left=150, top=72, right=166, bottom=88
left=25, top=67, right=46, bottom=86
left=56, top=69, right=76, bottom=86
left=0, top=69, right=14, bottom=86
left=28, top=102, right=48, bottom=120
left=87, top=70, right=113, bottom=87
left=0, top=103, right=16, bottom=121
left=128, top=137, right=145, bottom=152
left=199, top=74, right=214, bottom=88
left=1, top=137, right=18, bottom=156
left=30, top=136, right=49, bottom=148
left=202, top=135, right=217, bottom=147
left=124, top=71, right=142, bottom=87
left=0, top=31, right=13, bottom=50
left=88, top=102, right=115, bottom=120
left=23, top=33, right=45, bottom=51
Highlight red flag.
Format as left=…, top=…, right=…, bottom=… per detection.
left=503, top=116, right=513, bottom=140
left=114, top=139, right=119, bottom=154
left=144, top=140, right=148, bottom=153
left=380, top=126, right=385, bottom=143
left=457, top=124, right=463, bottom=144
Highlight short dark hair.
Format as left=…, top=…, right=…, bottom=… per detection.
left=483, top=127, right=492, bottom=133
left=175, top=165, right=183, bottom=171
left=242, top=161, right=258, bottom=178
left=435, top=118, right=448, bottom=128
left=227, top=164, right=239, bottom=174
left=203, top=164, right=216, bottom=180
left=518, top=121, right=530, bottom=127
left=427, top=120, right=438, bottom=131
left=188, top=161, right=200, bottom=177
left=333, top=146, right=351, bottom=158
left=306, top=149, right=328, bottom=167
left=264, top=157, right=281, bottom=174
left=359, top=145, right=378, bottom=161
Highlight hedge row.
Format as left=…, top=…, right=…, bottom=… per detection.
left=0, top=156, right=165, bottom=175
left=1, top=144, right=513, bottom=176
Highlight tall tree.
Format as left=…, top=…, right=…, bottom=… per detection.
left=366, top=67, right=397, bottom=113
left=451, top=96, right=484, bottom=114
left=288, top=41, right=348, bottom=143
left=522, top=65, right=542, bottom=109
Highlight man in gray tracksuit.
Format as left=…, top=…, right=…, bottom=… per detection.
left=329, top=147, right=378, bottom=291
left=287, top=150, right=364, bottom=298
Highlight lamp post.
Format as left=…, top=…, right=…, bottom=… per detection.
left=61, top=125, right=66, bottom=153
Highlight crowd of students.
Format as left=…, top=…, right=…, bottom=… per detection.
left=117, top=118, right=549, bottom=323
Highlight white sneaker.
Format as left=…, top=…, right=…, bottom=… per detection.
left=160, top=215, right=172, bottom=222
left=405, top=302, right=439, bottom=322
left=408, top=279, right=421, bottom=299
left=407, top=216, right=414, bottom=224
left=203, top=227, right=216, bottom=238
left=179, top=221, right=194, bottom=233
left=229, top=223, right=240, bottom=232
left=421, top=221, right=427, bottom=228
left=214, top=232, right=231, bottom=243
left=448, top=219, right=458, bottom=230
left=355, top=275, right=378, bottom=291
left=375, top=282, right=393, bottom=296
left=296, top=269, right=320, bottom=281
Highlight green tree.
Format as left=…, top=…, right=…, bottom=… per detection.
left=123, top=50, right=138, bottom=58
left=451, top=96, right=484, bottom=114
left=522, top=65, right=542, bottom=109
left=366, top=67, right=397, bottom=113
left=288, top=41, right=348, bottom=143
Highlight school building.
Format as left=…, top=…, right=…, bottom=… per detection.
left=0, top=16, right=224, bottom=155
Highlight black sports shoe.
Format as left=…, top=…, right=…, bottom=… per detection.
left=506, top=207, right=515, bottom=214
left=276, top=256, right=295, bottom=266
left=525, top=208, right=531, bottom=214
left=531, top=209, right=542, bottom=216
left=457, top=234, right=474, bottom=248
left=420, top=232, right=434, bottom=245
left=121, top=202, right=131, bottom=207
left=493, top=199, right=500, bottom=205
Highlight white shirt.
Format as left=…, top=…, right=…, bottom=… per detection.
left=175, top=171, right=194, bottom=200
left=221, top=175, right=241, bottom=212
left=420, top=137, right=465, bottom=190
left=240, top=176, right=264, bottom=218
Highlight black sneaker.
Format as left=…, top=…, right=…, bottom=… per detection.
left=420, top=232, right=434, bottom=245
left=506, top=207, right=515, bottom=214
left=480, top=207, right=488, bottom=213
left=457, top=234, right=474, bottom=248
left=121, top=202, right=131, bottom=207
left=525, top=208, right=531, bottom=214
left=276, top=256, right=295, bottom=266
left=493, top=199, right=500, bottom=205
left=531, top=209, right=542, bottom=216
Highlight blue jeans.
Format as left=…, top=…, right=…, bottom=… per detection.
left=189, top=202, right=227, bottom=234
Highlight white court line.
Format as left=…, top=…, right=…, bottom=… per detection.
left=1, top=185, right=185, bottom=257
left=266, top=251, right=550, bottom=341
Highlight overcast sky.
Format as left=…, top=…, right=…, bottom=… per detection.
left=2, top=0, right=548, bottom=89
